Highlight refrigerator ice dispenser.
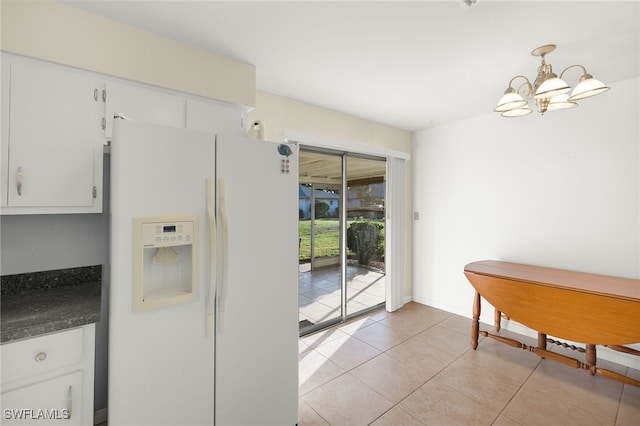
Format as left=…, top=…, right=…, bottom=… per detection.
left=132, top=216, right=200, bottom=312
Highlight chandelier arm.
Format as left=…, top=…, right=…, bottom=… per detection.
left=508, top=75, right=532, bottom=89
left=515, top=81, right=533, bottom=98
left=495, top=44, right=608, bottom=118
left=559, top=64, right=587, bottom=80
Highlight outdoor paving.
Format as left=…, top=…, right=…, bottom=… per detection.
left=299, top=263, right=385, bottom=330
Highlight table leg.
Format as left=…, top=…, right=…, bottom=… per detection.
left=472, top=291, right=480, bottom=350
left=494, top=309, right=502, bottom=331
left=586, top=344, right=597, bottom=375
left=538, top=333, right=547, bottom=350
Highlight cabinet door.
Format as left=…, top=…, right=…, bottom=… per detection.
left=1, top=59, right=10, bottom=208
left=6, top=61, right=101, bottom=208
left=186, top=98, right=246, bottom=135
left=1, top=371, right=83, bottom=425
left=104, top=82, right=186, bottom=137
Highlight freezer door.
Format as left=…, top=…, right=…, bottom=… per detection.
left=215, top=135, right=299, bottom=426
left=109, top=120, right=215, bottom=426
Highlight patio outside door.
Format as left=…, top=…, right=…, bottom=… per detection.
left=298, top=148, right=386, bottom=336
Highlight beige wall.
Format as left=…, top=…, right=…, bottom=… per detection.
left=250, top=90, right=411, bottom=152
left=1, top=0, right=255, bottom=107
left=250, top=90, right=414, bottom=299
left=1, top=0, right=415, bottom=300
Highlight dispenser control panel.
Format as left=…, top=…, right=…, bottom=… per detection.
left=132, top=215, right=200, bottom=312
left=141, top=221, right=195, bottom=248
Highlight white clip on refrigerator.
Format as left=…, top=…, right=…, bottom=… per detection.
left=109, top=120, right=299, bottom=425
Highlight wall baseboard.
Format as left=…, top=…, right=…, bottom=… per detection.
left=412, top=297, right=640, bottom=371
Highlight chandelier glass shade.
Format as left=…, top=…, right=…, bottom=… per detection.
left=494, top=88, right=528, bottom=112
left=494, top=44, right=610, bottom=118
left=547, top=94, right=578, bottom=111
left=533, top=74, right=570, bottom=99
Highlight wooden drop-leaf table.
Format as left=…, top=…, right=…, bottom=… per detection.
left=464, top=260, right=640, bottom=387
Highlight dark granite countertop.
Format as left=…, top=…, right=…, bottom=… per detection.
left=1, top=266, right=102, bottom=343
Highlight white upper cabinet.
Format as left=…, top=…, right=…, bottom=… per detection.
left=104, top=82, right=186, bottom=138
left=1, top=56, right=103, bottom=214
left=186, top=98, right=246, bottom=136
left=1, top=53, right=248, bottom=215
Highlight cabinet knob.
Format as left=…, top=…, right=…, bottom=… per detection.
left=34, top=351, right=47, bottom=362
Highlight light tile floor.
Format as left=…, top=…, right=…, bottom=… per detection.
left=299, top=302, right=640, bottom=425
left=299, top=264, right=385, bottom=327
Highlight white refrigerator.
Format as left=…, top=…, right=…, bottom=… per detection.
left=109, top=120, right=299, bottom=426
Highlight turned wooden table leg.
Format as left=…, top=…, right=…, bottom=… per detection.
left=472, top=291, right=480, bottom=349
left=538, top=333, right=547, bottom=350
left=586, top=344, right=597, bottom=375
left=494, top=309, right=502, bottom=331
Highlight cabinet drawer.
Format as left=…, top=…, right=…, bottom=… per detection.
left=1, top=371, right=83, bottom=425
left=1, top=328, right=84, bottom=383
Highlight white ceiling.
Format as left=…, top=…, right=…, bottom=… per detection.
left=61, top=0, right=639, bottom=131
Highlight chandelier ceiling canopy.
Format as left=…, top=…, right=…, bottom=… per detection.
left=494, top=44, right=610, bottom=118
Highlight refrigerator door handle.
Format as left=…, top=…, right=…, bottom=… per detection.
left=218, top=178, right=229, bottom=331
left=206, top=177, right=216, bottom=336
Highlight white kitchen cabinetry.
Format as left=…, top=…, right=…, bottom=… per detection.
left=1, top=53, right=248, bottom=216
left=105, top=85, right=248, bottom=137
left=104, top=82, right=186, bottom=138
left=186, top=98, right=246, bottom=135
left=0, top=325, right=95, bottom=426
left=1, top=55, right=104, bottom=214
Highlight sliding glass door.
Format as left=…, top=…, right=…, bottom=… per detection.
left=345, top=156, right=386, bottom=317
left=298, top=151, right=343, bottom=333
left=298, top=148, right=386, bottom=336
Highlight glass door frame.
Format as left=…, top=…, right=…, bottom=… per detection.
left=299, top=146, right=386, bottom=336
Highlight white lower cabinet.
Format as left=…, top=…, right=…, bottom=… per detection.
left=1, top=372, right=83, bottom=425
left=1, top=325, right=95, bottom=426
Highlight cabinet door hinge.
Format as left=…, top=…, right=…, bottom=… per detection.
left=94, top=89, right=99, bottom=102
left=102, top=89, right=107, bottom=102
left=93, top=186, right=98, bottom=199
left=101, top=117, right=106, bottom=130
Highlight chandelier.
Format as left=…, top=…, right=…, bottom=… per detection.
left=494, top=44, right=610, bottom=118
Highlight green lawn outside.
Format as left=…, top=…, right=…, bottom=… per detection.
left=299, top=219, right=340, bottom=261
left=299, top=219, right=385, bottom=263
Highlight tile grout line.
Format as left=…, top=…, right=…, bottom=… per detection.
left=611, top=365, right=627, bottom=426
left=357, top=312, right=471, bottom=425
left=489, top=354, right=543, bottom=425
left=299, top=308, right=444, bottom=425
left=300, top=304, right=638, bottom=425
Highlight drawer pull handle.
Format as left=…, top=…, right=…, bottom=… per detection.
left=34, top=351, right=47, bottom=362
left=67, top=386, right=73, bottom=419
left=16, top=166, right=24, bottom=196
